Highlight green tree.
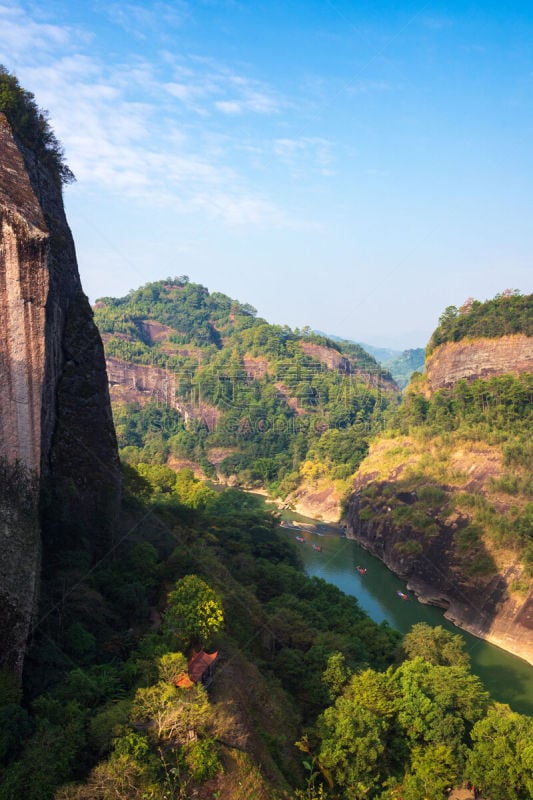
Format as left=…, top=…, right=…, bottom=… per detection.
left=394, top=658, right=488, bottom=751
left=316, top=670, right=398, bottom=798
left=131, top=681, right=210, bottom=743
left=322, top=652, right=352, bottom=701
left=402, top=623, right=470, bottom=667
left=163, top=575, right=224, bottom=645
left=466, top=704, right=533, bottom=800
left=402, top=742, right=458, bottom=800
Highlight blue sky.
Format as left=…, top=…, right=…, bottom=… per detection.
left=1, top=1, right=531, bottom=348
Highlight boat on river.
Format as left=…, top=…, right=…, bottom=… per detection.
left=312, top=544, right=322, bottom=552
left=295, top=535, right=305, bottom=542
left=356, top=565, right=367, bottom=575
left=397, top=590, right=408, bottom=600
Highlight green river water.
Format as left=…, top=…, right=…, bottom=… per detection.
left=278, top=519, right=533, bottom=715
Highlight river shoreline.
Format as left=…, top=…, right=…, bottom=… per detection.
left=248, top=488, right=533, bottom=671
left=347, top=530, right=533, bottom=668
left=291, top=523, right=533, bottom=714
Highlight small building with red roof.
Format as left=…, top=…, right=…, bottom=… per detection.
left=174, top=649, right=219, bottom=689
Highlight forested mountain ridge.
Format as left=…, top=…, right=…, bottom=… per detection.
left=380, top=347, right=425, bottom=389
left=346, top=292, right=533, bottom=664
left=422, top=292, right=533, bottom=391
left=427, top=290, right=533, bottom=356
left=94, top=278, right=400, bottom=519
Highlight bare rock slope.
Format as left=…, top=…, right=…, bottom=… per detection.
left=426, top=334, right=533, bottom=390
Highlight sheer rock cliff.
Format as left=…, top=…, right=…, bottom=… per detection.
left=346, top=470, right=533, bottom=665
left=346, top=333, right=533, bottom=664
left=425, top=334, right=533, bottom=391
left=0, top=112, right=120, bottom=673
left=105, top=356, right=221, bottom=430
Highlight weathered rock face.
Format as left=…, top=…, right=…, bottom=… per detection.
left=346, top=485, right=533, bottom=665
left=0, top=112, right=120, bottom=672
left=343, top=326, right=533, bottom=664
left=300, top=340, right=399, bottom=391
left=0, top=116, right=48, bottom=472
left=426, top=334, right=533, bottom=391
left=106, top=356, right=221, bottom=430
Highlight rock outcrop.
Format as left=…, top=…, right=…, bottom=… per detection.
left=0, top=112, right=120, bottom=672
left=106, top=356, right=221, bottom=430
left=346, top=480, right=533, bottom=665
left=344, top=316, right=533, bottom=665
left=425, top=334, right=533, bottom=391
left=300, top=340, right=399, bottom=391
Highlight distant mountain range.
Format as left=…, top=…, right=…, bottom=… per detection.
left=314, top=331, right=425, bottom=388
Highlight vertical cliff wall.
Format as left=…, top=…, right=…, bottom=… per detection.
left=425, top=334, right=533, bottom=391
left=0, top=112, right=120, bottom=672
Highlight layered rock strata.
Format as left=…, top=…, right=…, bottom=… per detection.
left=426, top=334, right=533, bottom=391
left=106, top=356, right=221, bottom=430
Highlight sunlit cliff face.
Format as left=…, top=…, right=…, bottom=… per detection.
left=425, top=334, right=533, bottom=391
left=0, top=113, right=49, bottom=473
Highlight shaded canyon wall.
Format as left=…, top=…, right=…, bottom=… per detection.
left=346, top=487, right=533, bottom=665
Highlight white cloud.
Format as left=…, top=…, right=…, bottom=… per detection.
left=0, top=2, right=297, bottom=227
left=191, top=190, right=288, bottom=227
left=215, top=100, right=242, bottom=114
left=161, top=57, right=283, bottom=117
left=164, top=81, right=199, bottom=101
left=0, top=2, right=77, bottom=62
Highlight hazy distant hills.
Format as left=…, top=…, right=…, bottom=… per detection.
left=314, top=331, right=425, bottom=388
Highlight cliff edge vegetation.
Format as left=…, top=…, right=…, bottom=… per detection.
left=346, top=292, right=533, bottom=664
left=0, top=66, right=74, bottom=186
left=427, top=289, right=532, bottom=356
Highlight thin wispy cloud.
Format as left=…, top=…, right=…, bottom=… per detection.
left=103, top=1, right=190, bottom=38
left=162, top=57, right=283, bottom=117
left=273, top=136, right=335, bottom=176
left=215, top=100, right=242, bottom=114
left=0, top=1, right=293, bottom=226
left=0, top=2, right=77, bottom=60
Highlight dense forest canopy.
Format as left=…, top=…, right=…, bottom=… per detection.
left=427, top=290, right=532, bottom=355
left=4, top=463, right=533, bottom=799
